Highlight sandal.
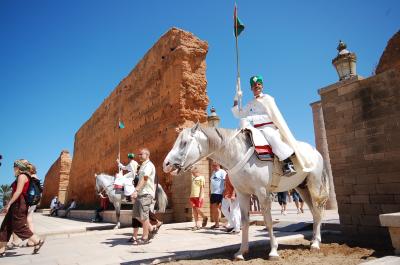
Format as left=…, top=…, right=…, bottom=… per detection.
left=32, top=239, right=45, bottom=254
left=127, top=237, right=135, bottom=243
left=210, top=224, right=220, bottom=229
left=154, top=222, right=163, bottom=233
left=202, top=217, right=208, bottom=227
left=136, top=238, right=150, bottom=245
left=192, top=226, right=200, bottom=231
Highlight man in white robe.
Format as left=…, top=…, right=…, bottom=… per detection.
left=115, top=153, right=139, bottom=195
left=232, top=75, right=312, bottom=176
left=117, top=153, right=139, bottom=179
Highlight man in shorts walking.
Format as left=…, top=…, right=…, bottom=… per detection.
left=131, top=148, right=155, bottom=244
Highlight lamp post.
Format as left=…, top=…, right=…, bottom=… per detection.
left=332, top=40, right=357, bottom=81
left=207, top=107, right=220, bottom=128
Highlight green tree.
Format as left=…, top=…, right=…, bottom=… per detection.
left=0, top=184, right=12, bottom=207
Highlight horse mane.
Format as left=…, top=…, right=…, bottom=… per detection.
left=200, top=126, right=247, bottom=153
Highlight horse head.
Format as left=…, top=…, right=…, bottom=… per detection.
left=163, top=122, right=209, bottom=175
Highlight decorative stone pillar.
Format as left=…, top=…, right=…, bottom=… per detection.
left=310, top=101, right=337, bottom=210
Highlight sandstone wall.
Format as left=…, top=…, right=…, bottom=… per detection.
left=376, top=30, right=400, bottom=75
left=66, top=28, right=209, bottom=209
left=319, top=67, right=400, bottom=240
left=41, top=150, right=72, bottom=207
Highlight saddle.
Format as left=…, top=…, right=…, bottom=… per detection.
left=243, top=129, right=301, bottom=191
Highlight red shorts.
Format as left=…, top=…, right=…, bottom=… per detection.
left=189, top=197, right=203, bottom=208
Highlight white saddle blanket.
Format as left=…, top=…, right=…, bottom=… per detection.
left=114, top=176, right=135, bottom=196
left=244, top=126, right=269, bottom=147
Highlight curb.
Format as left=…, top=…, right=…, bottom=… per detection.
left=146, top=231, right=313, bottom=265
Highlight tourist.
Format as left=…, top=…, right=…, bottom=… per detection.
left=92, top=191, right=109, bottom=222
left=277, top=191, right=288, bottom=215
left=209, top=162, right=226, bottom=229
left=63, top=199, right=76, bottom=218
left=221, top=174, right=241, bottom=233
left=26, top=165, right=39, bottom=232
left=131, top=148, right=156, bottom=244
left=291, top=189, right=304, bottom=214
left=0, top=159, right=45, bottom=256
left=50, top=195, right=59, bottom=216
left=189, top=166, right=207, bottom=230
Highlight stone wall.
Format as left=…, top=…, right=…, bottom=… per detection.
left=41, top=150, right=72, bottom=207
left=319, top=67, right=400, bottom=240
left=171, top=158, right=211, bottom=222
left=66, top=28, right=209, bottom=209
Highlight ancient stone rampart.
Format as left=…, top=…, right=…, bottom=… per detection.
left=41, top=150, right=72, bottom=207
left=66, top=28, right=209, bottom=208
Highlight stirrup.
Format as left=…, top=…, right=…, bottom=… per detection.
left=283, top=163, right=296, bottom=177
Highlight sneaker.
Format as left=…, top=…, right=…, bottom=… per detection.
left=225, top=227, right=234, bottom=233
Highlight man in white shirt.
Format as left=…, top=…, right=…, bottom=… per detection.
left=50, top=196, right=59, bottom=216
left=131, top=148, right=155, bottom=244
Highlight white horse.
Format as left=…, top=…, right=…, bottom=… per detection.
left=95, top=173, right=168, bottom=229
left=163, top=124, right=329, bottom=260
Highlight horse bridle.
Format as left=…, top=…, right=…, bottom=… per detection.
left=176, top=127, right=241, bottom=172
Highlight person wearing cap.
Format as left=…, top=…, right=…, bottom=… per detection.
left=232, top=75, right=312, bottom=175
left=117, top=153, right=139, bottom=179
left=115, top=153, right=139, bottom=196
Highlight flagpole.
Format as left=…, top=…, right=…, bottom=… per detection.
left=117, top=89, right=121, bottom=171
left=234, top=3, right=242, bottom=110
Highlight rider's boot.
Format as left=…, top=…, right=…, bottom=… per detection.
left=282, top=154, right=296, bottom=176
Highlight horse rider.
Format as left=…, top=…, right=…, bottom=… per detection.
left=117, top=153, right=139, bottom=179
left=115, top=153, right=139, bottom=195
left=232, top=75, right=309, bottom=176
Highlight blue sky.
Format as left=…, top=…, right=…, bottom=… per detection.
left=0, top=0, right=399, bottom=186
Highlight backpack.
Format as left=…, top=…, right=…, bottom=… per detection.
left=26, top=176, right=43, bottom=206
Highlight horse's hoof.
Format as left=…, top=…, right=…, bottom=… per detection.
left=310, top=243, right=320, bottom=251
left=268, top=255, right=280, bottom=261
left=234, top=254, right=244, bottom=261
left=268, top=249, right=279, bottom=260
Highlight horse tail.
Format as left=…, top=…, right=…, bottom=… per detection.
left=319, top=158, right=330, bottom=206
left=155, top=184, right=168, bottom=213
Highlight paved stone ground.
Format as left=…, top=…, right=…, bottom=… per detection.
left=0, top=202, right=342, bottom=265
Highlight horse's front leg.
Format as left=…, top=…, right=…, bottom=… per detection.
left=114, top=200, right=121, bottom=229
left=259, top=193, right=279, bottom=259
left=234, top=192, right=250, bottom=261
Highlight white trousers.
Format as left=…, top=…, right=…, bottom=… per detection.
left=259, top=126, right=294, bottom=161
left=221, top=198, right=241, bottom=231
